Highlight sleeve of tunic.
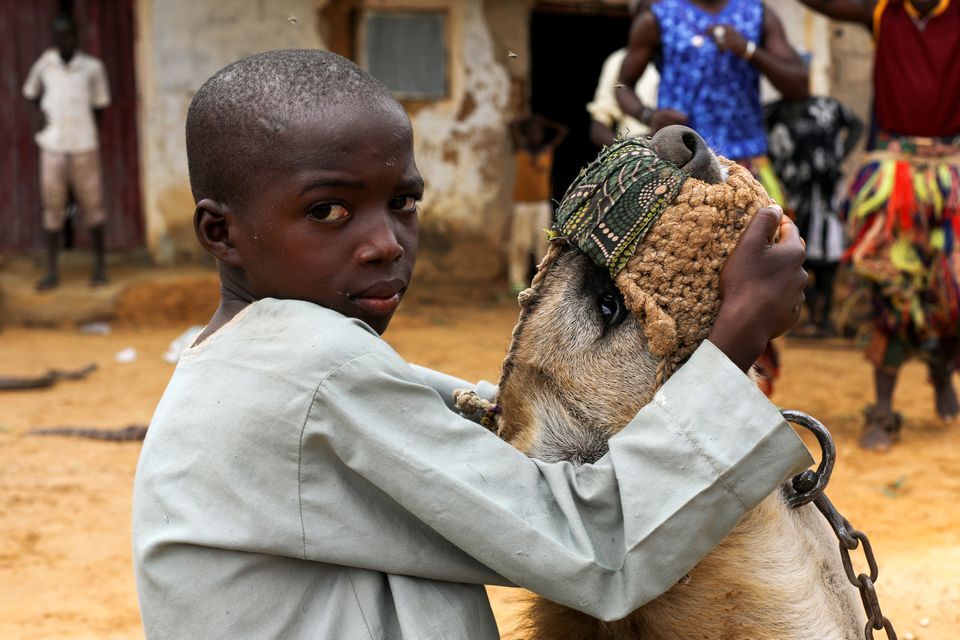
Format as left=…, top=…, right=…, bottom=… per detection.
left=298, top=339, right=812, bottom=622
left=22, top=57, right=44, bottom=100
left=408, top=363, right=498, bottom=412
left=90, top=59, right=111, bottom=108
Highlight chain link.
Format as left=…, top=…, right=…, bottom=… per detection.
left=780, top=410, right=898, bottom=640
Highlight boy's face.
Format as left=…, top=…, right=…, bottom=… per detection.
left=231, top=102, right=422, bottom=334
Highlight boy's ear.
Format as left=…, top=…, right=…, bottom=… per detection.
left=194, top=199, right=243, bottom=268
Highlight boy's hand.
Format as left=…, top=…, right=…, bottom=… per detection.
left=708, top=206, right=807, bottom=373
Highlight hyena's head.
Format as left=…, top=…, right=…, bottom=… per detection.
left=495, top=126, right=772, bottom=462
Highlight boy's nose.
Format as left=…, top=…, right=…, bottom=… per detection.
left=357, top=213, right=405, bottom=264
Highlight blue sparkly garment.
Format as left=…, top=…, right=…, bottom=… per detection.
left=652, top=0, right=767, bottom=159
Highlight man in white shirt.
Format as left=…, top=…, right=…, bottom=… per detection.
left=22, top=16, right=111, bottom=290
left=587, top=0, right=659, bottom=148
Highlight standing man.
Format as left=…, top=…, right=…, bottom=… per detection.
left=587, top=0, right=660, bottom=148
left=22, top=15, right=111, bottom=290
left=795, top=0, right=960, bottom=450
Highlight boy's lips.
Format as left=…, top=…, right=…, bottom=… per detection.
left=349, top=280, right=406, bottom=316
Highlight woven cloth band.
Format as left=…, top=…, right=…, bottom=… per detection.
left=554, top=137, right=689, bottom=277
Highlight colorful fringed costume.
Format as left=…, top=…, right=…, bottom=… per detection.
left=844, top=134, right=960, bottom=368
left=842, top=0, right=960, bottom=369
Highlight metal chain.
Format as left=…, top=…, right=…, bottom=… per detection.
left=780, top=410, right=898, bottom=640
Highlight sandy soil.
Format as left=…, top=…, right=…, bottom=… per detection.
left=1, top=281, right=958, bottom=639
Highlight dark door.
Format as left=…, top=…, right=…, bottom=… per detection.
left=529, top=5, right=633, bottom=203
left=0, top=0, right=142, bottom=251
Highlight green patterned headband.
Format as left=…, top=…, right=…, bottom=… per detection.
left=553, top=137, right=689, bottom=278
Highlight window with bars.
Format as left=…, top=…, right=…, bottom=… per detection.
left=362, top=10, right=448, bottom=100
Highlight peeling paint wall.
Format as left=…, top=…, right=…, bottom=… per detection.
left=135, top=0, right=519, bottom=283
left=135, top=0, right=325, bottom=264
left=391, top=0, right=518, bottom=283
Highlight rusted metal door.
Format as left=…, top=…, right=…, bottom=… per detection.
left=0, top=0, right=142, bottom=251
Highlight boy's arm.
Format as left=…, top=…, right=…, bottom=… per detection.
left=541, top=117, right=569, bottom=148
left=408, top=363, right=497, bottom=412
left=709, top=207, right=806, bottom=372
left=300, top=341, right=811, bottom=621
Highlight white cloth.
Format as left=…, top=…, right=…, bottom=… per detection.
left=804, top=187, right=845, bottom=263
left=22, top=49, right=110, bottom=153
left=133, top=298, right=811, bottom=639
left=587, top=48, right=660, bottom=139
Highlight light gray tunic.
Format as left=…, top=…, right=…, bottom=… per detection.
left=132, top=298, right=811, bottom=639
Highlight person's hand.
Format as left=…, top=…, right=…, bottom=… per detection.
left=706, top=24, right=750, bottom=58
left=650, top=109, right=688, bottom=132
left=707, top=206, right=807, bottom=372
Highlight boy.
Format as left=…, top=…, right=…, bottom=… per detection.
left=133, top=50, right=810, bottom=638
left=508, top=113, right=567, bottom=294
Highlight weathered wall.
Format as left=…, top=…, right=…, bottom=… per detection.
left=373, top=0, right=518, bottom=284
left=135, top=0, right=325, bottom=264
left=135, top=0, right=520, bottom=284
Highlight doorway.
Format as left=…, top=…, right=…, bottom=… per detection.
left=0, top=0, right=143, bottom=251
left=529, top=4, right=633, bottom=204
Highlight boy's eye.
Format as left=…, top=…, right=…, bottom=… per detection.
left=307, top=203, right=350, bottom=222
left=390, top=196, right=420, bottom=213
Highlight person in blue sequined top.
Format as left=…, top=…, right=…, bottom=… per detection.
left=615, top=0, right=809, bottom=162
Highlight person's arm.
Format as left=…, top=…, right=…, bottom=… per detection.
left=22, top=58, right=46, bottom=132
left=302, top=341, right=811, bottom=621
left=795, top=0, right=874, bottom=26
left=91, top=61, right=110, bottom=130
left=541, top=116, right=569, bottom=149
left=408, top=363, right=497, bottom=412
left=590, top=119, right=618, bottom=148
left=708, top=206, right=807, bottom=372
left=509, top=118, right=526, bottom=150
left=616, top=11, right=687, bottom=132
left=708, top=6, right=810, bottom=101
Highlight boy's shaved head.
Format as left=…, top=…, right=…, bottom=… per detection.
left=186, top=49, right=399, bottom=207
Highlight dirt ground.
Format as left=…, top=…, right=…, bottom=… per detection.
left=1, top=278, right=959, bottom=640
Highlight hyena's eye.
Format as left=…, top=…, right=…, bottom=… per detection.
left=599, top=292, right=620, bottom=324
